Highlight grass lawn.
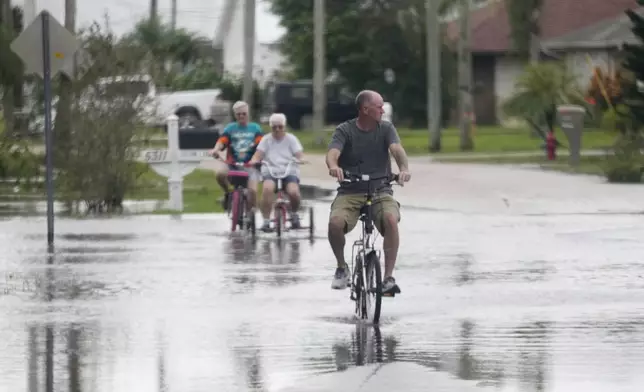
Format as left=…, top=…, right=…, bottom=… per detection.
left=293, top=126, right=616, bottom=155
left=0, top=165, right=227, bottom=214
left=434, top=154, right=608, bottom=176
left=127, top=165, right=226, bottom=213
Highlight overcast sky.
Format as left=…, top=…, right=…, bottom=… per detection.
left=12, top=0, right=285, bottom=43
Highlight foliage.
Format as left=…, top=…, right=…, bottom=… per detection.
left=53, top=20, right=151, bottom=212
left=599, top=1, right=644, bottom=183
left=586, top=67, right=623, bottom=111
left=269, top=0, right=456, bottom=126
left=167, top=62, right=222, bottom=91
left=620, top=3, right=644, bottom=129
left=504, top=0, right=543, bottom=59
left=0, top=115, right=39, bottom=188
left=120, top=18, right=215, bottom=89
left=502, top=61, right=588, bottom=138
left=601, top=131, right=644, bottom=183
left=217, top=74, right=263, bottom=118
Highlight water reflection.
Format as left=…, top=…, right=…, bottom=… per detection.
left=332, top=324, right=397, bottom=371
left=232, top=324, right=267, bottom=391
left=226, top=239, right=305, bottom=289
left=515, top=321, right=550, bottom=392
left=454, top=253, right=474, bottom=286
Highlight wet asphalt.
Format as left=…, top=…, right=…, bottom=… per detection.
left=2, top=195, right=644, bottom=391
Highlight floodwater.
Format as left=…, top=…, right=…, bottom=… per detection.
left=2, top=201, right=644, bottom=391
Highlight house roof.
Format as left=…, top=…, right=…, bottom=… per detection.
left=541, top=7, right=643, bottom=50
left=445, top=0, right=639, bottom=53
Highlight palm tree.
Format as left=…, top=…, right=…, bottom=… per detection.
left=502, top=61, right=588, bottom=139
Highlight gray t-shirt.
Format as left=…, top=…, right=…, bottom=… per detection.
left=328, top=119, right=400, bottom=195
left=256, top=133, right=303, bottom=178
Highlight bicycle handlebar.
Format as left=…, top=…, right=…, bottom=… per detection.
left=213, top=156, right=261, bottom=169
left=261, top=159, right=304, bottom=179
left=341, top=171, right=400, bottom=184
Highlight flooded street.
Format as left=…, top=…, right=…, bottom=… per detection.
left=2, top=199, right=644, bottom=391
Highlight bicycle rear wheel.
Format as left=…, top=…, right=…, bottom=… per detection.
left=275, top=205, right=287, bottom=238
left=363, top=251, right=383, bottom=324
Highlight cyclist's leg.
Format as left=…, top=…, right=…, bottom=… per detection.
left=328, top=194, right=362, bottom=289
left=216, top=164, right=231, bottom=208
left=260, top=175, right=276, bottom=230
left=246, top=167, right=260, bottom=212
left=284, top=175, right=301, bottom=228
left=373, top=194, right=401, bottom=292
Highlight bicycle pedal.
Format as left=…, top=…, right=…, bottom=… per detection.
left=382, top=292, right=395, bottom=298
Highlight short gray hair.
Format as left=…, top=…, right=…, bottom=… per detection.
left=232, top=101, right=249, bottom=113
left=269, top=113, right=286, bottom=126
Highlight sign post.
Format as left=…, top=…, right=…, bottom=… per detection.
left=10, top=10, right=81, bottom=248
left=167, top=115, right=183, bottom=211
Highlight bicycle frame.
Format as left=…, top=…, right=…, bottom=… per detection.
left=342, top=172, right=398, bottom=320
left=262, top=160, right=298, bottom=225
left=217, top=158, right=258, bottom=233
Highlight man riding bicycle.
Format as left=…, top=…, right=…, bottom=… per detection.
left=325, top=90, right=411, bottom=296
left=249, top=113, right=306, bottom=232
left=209, top=101, right=264, bottom=212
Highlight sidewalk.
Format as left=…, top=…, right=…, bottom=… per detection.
left=293, top=154, right=644, bottom=215
left=432, top=149, right=607, bottom=160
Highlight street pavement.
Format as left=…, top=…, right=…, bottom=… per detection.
left=1, top=155, right=644, bottom=391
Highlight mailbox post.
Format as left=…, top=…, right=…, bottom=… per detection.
left=556, top=105, right=586, bottom=166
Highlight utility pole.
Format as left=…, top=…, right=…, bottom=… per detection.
left=150, top=0, right=157, bottom=21
left=427, top=0, right=441, bottom=152
left=242, top=0, right=256, bottom=112
left=171, top=0, right=177, bottom=30
left=457, top=0, right=473, bottom=151
left=24, top=0, right=36, bottom=24
left=313, top=0, right=326, bottom=142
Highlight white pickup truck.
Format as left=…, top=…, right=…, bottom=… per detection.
left=102, top=74, right=230, bottom=129
left=28, top=74, right=231, bottom=133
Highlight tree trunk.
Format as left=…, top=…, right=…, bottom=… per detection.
left=53, top=0, right=75, bottom=164
left=457, top=0, right=473, bottom=151
left=1, top=0, right=15, bottom=136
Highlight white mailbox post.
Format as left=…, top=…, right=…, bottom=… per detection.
left=139, top=115, right=212, bottom=211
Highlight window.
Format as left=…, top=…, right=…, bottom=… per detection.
left=290, top=86, right=311, bottom=99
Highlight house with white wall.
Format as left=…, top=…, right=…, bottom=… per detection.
left=213, top=0, right=285, bottom=87
left=445, top=0, right=639, bottom=125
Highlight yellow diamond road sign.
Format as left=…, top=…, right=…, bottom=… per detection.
left=9, top=10, right=81, bottom=79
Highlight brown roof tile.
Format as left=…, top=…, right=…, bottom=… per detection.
left=445, top=0, right=639, bottom=53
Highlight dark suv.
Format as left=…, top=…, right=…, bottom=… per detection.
left=260, top=80, right=356, bottom=130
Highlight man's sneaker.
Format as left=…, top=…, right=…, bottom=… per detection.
left=331, top=264, right=351, bottom=290
left=291, top=213, right=301, bottom=229
left=382, top=276, right=401, bottom=296
left=261, top=221, right=272, bottom=233
left=220, top=192, right=230, bottom=210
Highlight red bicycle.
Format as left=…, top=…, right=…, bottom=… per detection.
left=261, top=160, right=315, bottom=241
left=216, top=158, right=260, bottom=238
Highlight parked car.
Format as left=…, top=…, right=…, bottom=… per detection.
left=260, top=80, right=356, bottom=130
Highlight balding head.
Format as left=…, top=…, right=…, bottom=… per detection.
left=355, top=90, right=384, bottom=125
left=355, top=90, right=376, bottom=110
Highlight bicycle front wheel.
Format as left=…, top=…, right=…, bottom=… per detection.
left=230, top=191, right=241, bottom=232
left=363, top=251, right=383, bottom=324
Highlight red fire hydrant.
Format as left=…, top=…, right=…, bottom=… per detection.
left=546, top=131, right=557, bottom=160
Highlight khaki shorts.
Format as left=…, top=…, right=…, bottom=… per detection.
left=329, top=193, right=400, bottom=234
